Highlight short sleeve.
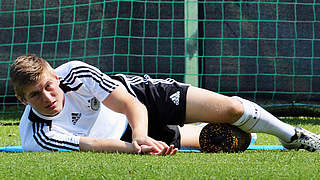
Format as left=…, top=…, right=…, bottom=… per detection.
left=55, top=61, right=119, bottom=102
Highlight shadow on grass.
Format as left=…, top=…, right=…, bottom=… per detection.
left=0, top=113, right=22, bottom=121
left=278, top=117, right=320, bottom=125
left=0, top=111, right=22, bottom=126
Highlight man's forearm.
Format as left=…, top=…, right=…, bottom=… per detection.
left=79, top=136, right=176, bottom=155
left=79, top=136, right=136, bottom=153
left=126, top=98, right=149, bottom=140
left=102, top=85, right=149, bottom=140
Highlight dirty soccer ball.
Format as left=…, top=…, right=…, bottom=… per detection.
left=199, top=123, right=251, bottom=153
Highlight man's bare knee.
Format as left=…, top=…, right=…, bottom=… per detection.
left=225, top=97, right=244, bottom=124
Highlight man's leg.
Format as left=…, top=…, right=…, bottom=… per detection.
left=185, top=86, right=320, bottom=151
left=179, top=124, right=202, bottom=148
left=185, top=86, right=295, bottom=142
left=185, top=86, right=244, bottom=124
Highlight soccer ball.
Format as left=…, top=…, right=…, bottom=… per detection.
left=199, top=123, right=251, bottom=153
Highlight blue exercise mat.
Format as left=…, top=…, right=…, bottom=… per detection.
left=0, top=146, right=24, bottom=152
left=0, top=145, right=285, bottom=153
left=0, top=133, right=285, bottom=152
left=0, top=146, right=71, bottom=152
left=247, top=145, right=285, bottom=150
left=179, top=145, right=285, bottom=152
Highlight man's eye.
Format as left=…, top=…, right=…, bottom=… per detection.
left=46, top=84, right=52, bottom=89
left=30, top=93, right=39, bottom=98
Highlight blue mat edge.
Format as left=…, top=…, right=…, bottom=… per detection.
left=179, top=145, right=285, bottom=152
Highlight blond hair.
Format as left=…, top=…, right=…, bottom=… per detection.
left=10, top=55, right=56, bottom=98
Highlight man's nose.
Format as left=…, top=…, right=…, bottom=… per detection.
left=42, top=90, right=54, bottom=102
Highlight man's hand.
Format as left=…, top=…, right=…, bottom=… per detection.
left=133, top=136, right=177, bottom=155
left=132, top=136, right=165, bottom=153
left=140, top=144, right=178, bottom=156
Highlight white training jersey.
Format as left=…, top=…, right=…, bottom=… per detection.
left=19, top=61, right=129, bottom=152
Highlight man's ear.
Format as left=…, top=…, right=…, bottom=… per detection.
left=55, top=75, right=60, bottom=85
left=16, top=94, right=28, bottom=105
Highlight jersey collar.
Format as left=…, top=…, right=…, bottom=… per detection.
left=29, top=109, right=52, bottom=127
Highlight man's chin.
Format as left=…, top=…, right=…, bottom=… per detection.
left=43, top=108, right=61, bottom=117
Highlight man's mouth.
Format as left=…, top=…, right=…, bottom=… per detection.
left=46, top=101, right=57, bottom=109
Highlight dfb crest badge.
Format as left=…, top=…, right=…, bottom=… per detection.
left=88, top=97, right=100, bottom=111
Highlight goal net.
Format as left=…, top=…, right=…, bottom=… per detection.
left=0, top=0, right=320, bottom=116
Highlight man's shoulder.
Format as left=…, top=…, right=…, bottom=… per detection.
left=19, top=106, right=45, bottom=128
left=20, top=105, right=31, bottom=122
left=55, top=61, right=88, bottom=75
left=18, top=106, right=34, bottom=138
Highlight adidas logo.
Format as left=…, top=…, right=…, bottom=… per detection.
left=71, top=112, right=81, bottom=125
left=170, top=91, right=180, bottom=106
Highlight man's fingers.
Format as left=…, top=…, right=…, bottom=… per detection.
left=156, top=140, right=169, bottom=149
left=165, top=145, right=177, bottom=155
left=132, top=141, right=142, bottom=153
left=152, top=145, right=176, bottom=156
left=149, top=139, right=168, bottom=152
left=133, top=136, right=173, bottom=155
left=141, top=144, right=177, bottom=156
left=133, top=137, right=161, bottom=152
left=166, top=145, right=174, bottom=154
left=140, top=145, right=155, bottom=154
left=159, top=146, right=169, bottom=156
left=170, top=148, right=178, bottom=155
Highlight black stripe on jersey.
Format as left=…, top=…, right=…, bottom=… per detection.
left=59, top=82, right=83, bottom=93
left=60, top=66, right=117, bottom=93
left=32, top=123, right=79, bottom=151
left=130, top=77, right=144, bottom=85
left=40, top=129, right=79, bottom=147
left=28, top=109, right=52, bottom=128
left=62, top=66, right=117, bottom=88
left=32, top=123, right=58, bottom=151
left=63, top=69, right=114, bottom=87
left=63, top=66, right=103, bottom=82
left=67, top=73, right=116, bottom=93
left=109, top=75, right=137, bottom=97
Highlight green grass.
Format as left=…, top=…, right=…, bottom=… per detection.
left=1, top=117, right=320, bottom=179
left=1, top=151, right=320, bottom=179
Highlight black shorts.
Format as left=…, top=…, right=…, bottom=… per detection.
left=111, top=74, right=189, bottom=148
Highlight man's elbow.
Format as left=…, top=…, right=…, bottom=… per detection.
left=79, top=136, right=101, bottom=152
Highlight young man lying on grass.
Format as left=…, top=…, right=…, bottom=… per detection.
left=9, top=55, right=320, bottom=155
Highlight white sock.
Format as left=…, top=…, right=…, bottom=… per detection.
left=231, top=96, right=295, bottom=142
